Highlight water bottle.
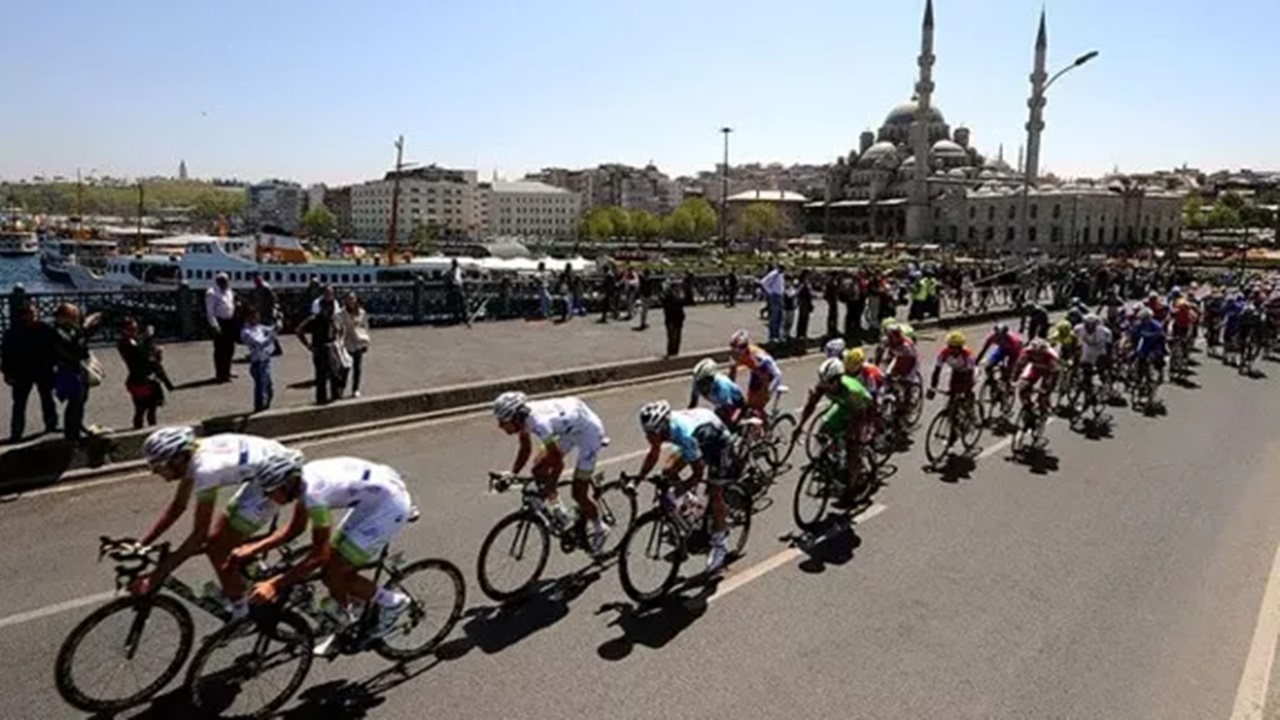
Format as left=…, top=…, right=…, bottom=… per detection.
left=681, top=488, right=709, bottom=525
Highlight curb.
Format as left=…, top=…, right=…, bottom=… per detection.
left=0, top=304, right=1030, bottom=493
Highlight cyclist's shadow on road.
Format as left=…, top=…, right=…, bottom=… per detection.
left=462, top=565, right=605, bottom=655
left=595, top=591, right=711, bottom=662
left=926, top=454, right=978, bottom=484
left=792, top=517, right=862, bottom=573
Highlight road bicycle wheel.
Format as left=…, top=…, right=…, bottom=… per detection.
left=802, top=409, right=824, bottom=461
left=767, top=412, right=798, bottom=468
left=593, top=480, right=639, bottom=558
left=903, top=382, right=924, bottom=428
left=959, top=402, right=984, bottom=451
left=185, top=608, right=314, bottom=720
left=55, top=595, right=194, bottom=714
left=375, top=558, right=466, bottom=662
left=722, top=485, right=753, bottom=558
left=924, top=410, right=954, bottom=467
left=792, top=463, right=833, bottom=532
left=618, top=510, right=685, bottom=604
left=476, top=511, right=550, bottom=602
left=978, top=382, right=1000, bottom=427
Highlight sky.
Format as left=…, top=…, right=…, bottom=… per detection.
left=2, top=0, right=1277, bottom=186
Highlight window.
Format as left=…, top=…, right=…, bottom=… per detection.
left=1051, top=226, right=1062, bottom=243
left=341, top=274, right=350, bottom=283
left=1029, top=227, right=1037, bottom=243
left=1008, top=205, right=1016, bottom=220
left=1006, top=227, right=1015, bottom=242
left=274, top=272, right=282, bottom=282
left=1030, top=204, right=1038, bottom=220
left=988, top=206, right=995, bottom=222
left=985, top=227, right=994, bottom=242
left=1053, top=204, right=1061, bottom=219
left=289, top=273, right=297, bottom=283
left=969, top=207, right=976, bottom=219
left=234, top=271, right=243, bottom=281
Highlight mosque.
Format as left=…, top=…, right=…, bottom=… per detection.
left=806, top=0, right=1185, bottom=256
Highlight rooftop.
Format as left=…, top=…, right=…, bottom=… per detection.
left=491, top=180, right=573, bottom=195
left=726, top=189, right=810, bottom=203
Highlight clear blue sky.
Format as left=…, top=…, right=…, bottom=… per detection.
left=2, top=0, right=1276, bottom=185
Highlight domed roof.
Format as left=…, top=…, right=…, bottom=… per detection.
left=884, top=99, right=946, bottom=127
left=859, top=141, right=898, bottom=167
left=932, top=139, right=967, bottom=157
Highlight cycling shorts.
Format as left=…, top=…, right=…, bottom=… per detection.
left=819, top=402, right=865, bottom=440
left=333, top=482, right=412, bottom=566
left=225, top=483, right=277, bottom=536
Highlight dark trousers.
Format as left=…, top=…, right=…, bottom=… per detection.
left=796, top=309, right=811, bottom=341
left=130, top=386, right=159, bottom=430
left=665, top=320, right=683, bottom=357
left=349, top=348, right=366, bottom=394
left=9, top=378, right=57, bottom=440
left=312, top=347, right=335, bottom=404
left=843, top=302, right=860, bottom=344
left=213, top=317, right=236, bottom=381
left=449, top=287, right=470, bottom=327
left=600, top=291, right=616, bottom=322
left=826, top=301, right=839, bottom=337
left=64, top=384, right=87, bottom=443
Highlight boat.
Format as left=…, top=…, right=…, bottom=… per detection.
left=40, top=237, right=121, bottom=288
left=0, top=230, right=39, bottom=256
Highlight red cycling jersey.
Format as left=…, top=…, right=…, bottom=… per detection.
left=934, top=346, right=976, bottom=392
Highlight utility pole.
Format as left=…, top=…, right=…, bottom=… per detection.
left=719, top=127, right=732, bottom=246
left=387, top=135, right=406, bottom=265
left=136, top=183, right=145, bottom=252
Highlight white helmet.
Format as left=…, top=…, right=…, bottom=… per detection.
left=1029, top=338, right=1050, bottom=352
left=638, top=400, right=672, bottom=434
left=492, top=391, right=529, bottom=422
left=693, top=358, right=718, bottom=383
left=823, top=338, right=847, bottom=359
left=142, top=426, right=196, bottom=467
left=254, top=449, right=306, bottom=494
left=817, top=358, right=846, bottom=383
left=729, top=329, right=750, bottom=349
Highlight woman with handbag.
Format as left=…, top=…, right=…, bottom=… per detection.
left=117, top=316, right=163, bottom=429
left=340, top=292, right=371, bottom=398
left=51, top=303, right=102, bottom=443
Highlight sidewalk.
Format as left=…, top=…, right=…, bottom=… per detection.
left=1, top=297, right=1018, bottom=441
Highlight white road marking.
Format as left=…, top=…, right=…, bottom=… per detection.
left=1230, top=541, right=1280, bottom=719
left=0, top=591, right=117, bottom=631
left=710, top=502, right=888, bottom=603
left=976, top=417, right=1058, bottom=459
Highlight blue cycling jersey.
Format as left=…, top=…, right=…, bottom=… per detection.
left=667, top=408, right=726, bottom=463
left=1129, top=318, right=1166, bottom=358
left=690, top=375, right=745, bottom=411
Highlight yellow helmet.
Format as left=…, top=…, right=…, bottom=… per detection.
left=945, top=331, right=965, bottom=348
left=843, top=347, right=866, bottom=369
left=1175, top=297, right=1190, bottom=308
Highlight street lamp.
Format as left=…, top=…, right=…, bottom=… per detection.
left=719, top=127, right=732, bottom=246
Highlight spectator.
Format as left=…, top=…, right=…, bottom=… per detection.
left=296, top=297, right=346, bottom=405
left=2, top=300, right=58, bottom=442
left=50, top=303, right=101, bottom=443
left=240, top=306, right=278, bottom=412
left=760, top=264, right=785, bottom=343
left=661, top=279, right=686, bottom=358
left=535, top=261, right=552, bottom=320
left=341, top=292, right=371, bottom=398
left=621, top=265, right=640, bottom=320
left=251, top=273, right=282, bottom=357
left=726, top=269, right=739, bottom=307
left=558, top=263, right=575, bottom=323
left=824, top=272, right=840, bottom=338
left=782, top=280, right=797, bottom=342
left=796, top=270, right=814, bottom=341
left=599, top=262, right=618, bottom=323
left=117, top=316, right=163, bottom=430
left=309, top=284, right=339, bottom=316
left=137, top=323, right=175, bottom=392
left=205, top=272, right=237, bottom=382
left=842, top=272, right=862, bottom=344
left=447, top=258, right=470, bottom=328
left=635, top=268, right=653, bottom=331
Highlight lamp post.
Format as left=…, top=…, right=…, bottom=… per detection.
left=1017, top=49, right=1098, bottom=266
left=719, top=127, right=732, bottom=246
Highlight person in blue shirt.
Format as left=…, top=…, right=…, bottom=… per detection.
left=1223, top=292, right=1247, bottom=351
left=1129, top=307, right=1167, bottom=382
left=636, top=401, right=735, bottom=573
left=688, top=358, right=746, bottom=429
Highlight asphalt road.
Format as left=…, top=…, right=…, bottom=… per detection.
left=3, top=317, right=1280, bottom=720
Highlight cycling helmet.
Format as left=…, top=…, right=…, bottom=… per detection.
left=1082, top=313, right=1100, bottom=327
left=492, top=391, right=530, bottom=422
left=255, top=449, right=305, bottom=494
left=823, top=338, right=847, bottom=359
left=885, top=322, right=903, bottom=338
left=693, top=358, right=718, bottom=384
left=1055, top=319, right=1072, bottom=334
left=1029, top=338, right=1050, bottom=352
left=945, top=331, right=965, bottom=348
left=729, top=329, right=750, bottom=349
left=1138, top=307, right=1154, bottom=320
left=1170, top=286, right=1183, bottom=297
left=993, top=322, right=1010, bottom=335
left=1175, top=297, right=1190, bottom=308
left=817, top=358, right=846, bottom=384
left=880, top=317, right=897, bottom=331
left=143, top=426, right=196, bottom=467
left=1148, top=291, right=1159, bottom=300
left=844, top=347, right=867, bottom=368
left=638, top=400, right=672, bottom=434
left=1066, top=308, right=1083, bottom=324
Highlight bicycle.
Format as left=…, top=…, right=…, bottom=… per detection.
left=476, top=471, right=637, bottom=602
left=1169, top=334, right=1191, bottom=380
left=1011, top=387, right=1050, bottom=456
left=923, top=389, right=983, bottom=468
left=185, top=517, right=465, bottom=720
left=791, top=424, right=879, bottom=532
left=1129, top=355, right=1161, bottom=411
left=1069, top=363, right=1111, bottom=431
left=616, top=472, right=753, bottom=604
left=978, top=364, right=1016, bottom=428
left=741, top=386, right=798, bottom=474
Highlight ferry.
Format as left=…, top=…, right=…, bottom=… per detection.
left=0, top=230, right=39, bottom=256
left=40, top=237, right=121, bottom=286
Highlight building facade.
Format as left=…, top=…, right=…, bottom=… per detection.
left=725, top=190, right=809, bottom=239
left=350, top=166, right=479, bottom=243
left=246, top=181, right=306, bottom=233
left=322, top=185, right=353, bottom=237
left=481, top=180, right=580, bottom=239
left=527, top=163, right=680, bottom=215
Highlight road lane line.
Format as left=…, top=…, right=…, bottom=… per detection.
left=0, top=591, right=117, bottom=631
left=975, top=417, right=1058, bottom=460
left=1230, top=541, right=1280, bottom=719
left=709, top=502, right=888, bottom=603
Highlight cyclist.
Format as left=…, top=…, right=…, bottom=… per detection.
left=843, top=346, right=885, bottom=400
left=880, top=316, right=916, bottom=342
left=1240, top=300, right=1265, bottom=364
left=823, top=337, right=847, bottom=359
left=728, top=329, right=783, bottom=416
left=1074, top=314, right=1114, bottom=402
left=1022, top=302, right=1050, bottom=340
left=926, top=331, right=977, bottom=414
left=1129, top=307, right=1167, bottom=384
left=689, top=358, right=747, bottom=429
left=792, top=359, right=874, bottom=508
left=978, top=323, right=1024, bottom=387
left=1101, top=287, right=1125, bottom=331
left=635, top=401, right=735, bottom=573
left=129, top=427, right=301, bottom=621
left=1168, top=297, right=1198, bottom=354
left=1202, top=287, right=1224, bottom=351
left=234, top=454, right=413, bottom=650
left=1014, top=338, right=1061, bottom=416
left=874, top=322, right=921, bottom=421
left=491, top=391, right=609, bottom=554
left=1050, top=319, right=1080, bottom=366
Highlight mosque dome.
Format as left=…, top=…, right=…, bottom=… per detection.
left=859, top=141, right=899, bottom=167
left=932, top=139, right=968, bottom=158
left=884, top=99, right=946, bottom=128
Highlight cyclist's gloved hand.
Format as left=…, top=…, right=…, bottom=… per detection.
left=925, top=389, right=936, bottom=401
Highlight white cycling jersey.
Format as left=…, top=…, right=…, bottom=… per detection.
left=190, top=434, right=288, bottom=499
left=1074, top=324, right=1113, bottom=364
left=523, top=397, right=605, bottom=472
left=300, top=457, right=413, bottom=564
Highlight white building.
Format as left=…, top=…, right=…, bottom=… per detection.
left=350, top=166, right=480, bottom=243
left=480, top=180, right=581, bottom=240
left=246, top=181, right=306, bottom=232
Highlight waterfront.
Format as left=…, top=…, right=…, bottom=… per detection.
left=0, top=256, right=68, bottom=293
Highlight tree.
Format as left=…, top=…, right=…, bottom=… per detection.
left=1219, top=191, right=1246, bottom=211
left=409, top=221, right=441, bottom=253
left=736, top=202, right=785, bottom=241
left=300, top=205, right=337, bottom=241
left=603, top=206, right=632, bottom=239
left=1207, top=203, right=1241, bottom=229
left=677, top=197, right=718, bottom=241
left=581, top=208, right=614, bottom=241
left=663, top=208, right=696, bottom=241
left=1183, top=195, right=1205, bottom=230
left=631, top=210, right=661, bottom=240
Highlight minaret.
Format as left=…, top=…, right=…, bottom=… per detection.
left=905, top=0, right=936, bottom=244
left=1024, top=8, right=1048, bottom=184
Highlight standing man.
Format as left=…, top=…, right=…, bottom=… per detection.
left=796, top=270, right=814, bottom=342
left=296, top=298, right=342, bottom=405
left=205, top=273, right=237, bottom=383
left=251, top=273, right=281, bottom=357
left=447, top=258, right=471, bottom=328
left=726, top=269, right=739, bottom=307
left=824, top=271, right=840, bottom=338
left=599, top=262, right=618, bottom=324
left=2, top=301, right=58, bottom=442
left=760, top=263, right=785, bottom=343
left=661, top=279, right=686, bottom=358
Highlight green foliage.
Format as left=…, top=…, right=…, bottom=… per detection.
left=581, top=207, right=614, bottom=241
left=603, top=206, right=632, bottom=238
left=1183, top=195, right=1204, bottom=230
left=1, top=180, right=245, bottom=220
left=735, top=202, right=785, bottom=240
left=1218, top=191, right=1246, bottom=211
left=409, top=221, right=441, bottom=252
left=630, top=210, right=661, bottom=240
left=1207, top=203, right=1241, bottom=229
left=680, top=197, right=718, bottom=241
left=300, top=205, right=337, bottom=240
left=662, top=209, right=696, bottom=241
